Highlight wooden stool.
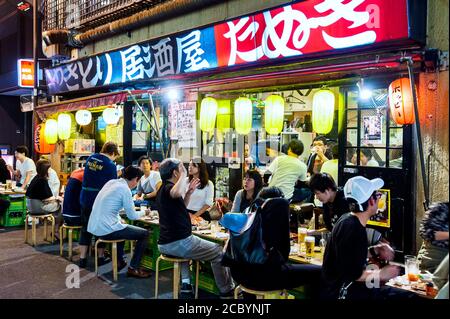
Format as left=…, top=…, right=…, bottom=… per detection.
left=24, top=213, right=55, bottom=247
left=59, top=224, right=82, bottom=260
left=94, top=238, right=130, bottom=281
left=155, top=254, right=200, bottom=299
left=234, top=285, right=288, bottom=299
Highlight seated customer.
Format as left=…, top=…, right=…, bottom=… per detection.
left=222, top=187, right=322, bottom=297
left=156, top=158, right=234, bottom=298
left=88, top=166, right=151, bottom=278
left=321, top=176, right=417, bottom=300
left=26, top=159, right=62, bottom=216
left=133, top=155, right=162, bottom=209
left=417, top=202, right=449, bottom=273
left=62, top=168, right=84, bottom=226
left=186, top=157, right=215, bottom=221
left=231, top=169, right=263, bottom=213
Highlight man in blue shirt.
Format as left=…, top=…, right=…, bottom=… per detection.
left=88, top=166, right=151, bottom=278
left=79, top=141, right=120, bottom=268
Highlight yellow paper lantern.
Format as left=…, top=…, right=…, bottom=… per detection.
left=264, top=95, right=284, bottom=135
left=57, top=113, right=71, bottom=140
left=388, top=78, right=415, bottom=125
left=312, top=89, right=335, bottom=134
left=234, top=97, right=252, bottom=135
left=199, top=97, right=218, bottom=133
left=44, top=119, right=58, bottom=144
left=102, top=108, right=120, bottom=125
left=75, top=109, right=92, bottom=126
left=217, top=100, right=231, bottom=132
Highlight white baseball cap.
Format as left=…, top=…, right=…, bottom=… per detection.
left=344, top=176, right=384, bottom=211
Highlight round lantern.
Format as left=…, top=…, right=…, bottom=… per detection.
left=234, top=97, right=253, bottom=135
left=57, top=113, right=71, bottom=140
left=102, top=107, right=120, bottom=125
left=199, top=97, right=218, bottom=133
left=75, top=109, right=92, bottom=126
left=264, top=95, right=284, bottom=135
left=388, top=78, right=415, bottom=125
left=312, top=89, right=335, bottom=134
left=34, top=124, right=55, bottom=154
left=44, top=119, right=58, bottom=144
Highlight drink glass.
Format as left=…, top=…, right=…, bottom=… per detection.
left=404, top=255, right=419, bottom=282
left=211, top=220, right=219, bottom=234
left=140, top=204, right=148, bottom=215
left=11, top=181, right=16, bottom=189
left=305, top=236, right=315, bottom=261
left=5, top=180, right=12, bottom=190
left=298, top=227, right=307, bottom=255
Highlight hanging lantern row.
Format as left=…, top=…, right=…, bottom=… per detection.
left=199, top=95, right=285, bottom=135
left=388, top=77, right=415, bottom=125
left=312, top=89, right=335, bottom=135
left=75, top=109, right=92, bottom=126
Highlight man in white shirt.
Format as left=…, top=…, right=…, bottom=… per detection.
left=267, top=139, right=307, bottom=200
left=88, top=166, right=151, bottom=279
left=11, top=146, right=36, bottom=189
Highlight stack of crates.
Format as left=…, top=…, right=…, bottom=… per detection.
left=0, top=194, right=26, bottom=227
left=191, top=261, right=220, bottom=295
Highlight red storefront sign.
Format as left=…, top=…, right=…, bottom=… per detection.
left=18, top=59, right=34, bottom=88
left=214, top=0, right=409, bottom=67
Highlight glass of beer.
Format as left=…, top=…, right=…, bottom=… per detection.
left=298, top=227, right=307, bottom=255
left=305, top=236, right=315, bottom=261
left=5, top=180, right=12, bottom=190
left=404, top=255, right=419, bottom=282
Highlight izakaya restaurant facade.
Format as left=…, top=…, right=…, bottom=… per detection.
left=38, top=0, right=443, bottom=257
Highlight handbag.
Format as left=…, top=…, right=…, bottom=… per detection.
left=221, top=199, right=284, bottom=267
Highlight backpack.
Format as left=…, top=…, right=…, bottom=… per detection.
left=221, top=198, right=284, bottom=267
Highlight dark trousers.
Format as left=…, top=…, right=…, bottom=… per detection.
left=62, top=216, right=82, bottom=227
left=290, top=187, right=312, bottom=204
left=99, top=225, right=149, bottom=269
left=231, top=263, right=322, bottom=297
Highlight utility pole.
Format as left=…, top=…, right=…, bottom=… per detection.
left=32, top=0, right=38, bottom=159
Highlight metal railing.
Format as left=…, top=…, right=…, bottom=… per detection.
left=41, top=0, right=167, bottom=31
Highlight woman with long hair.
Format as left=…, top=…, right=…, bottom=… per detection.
left=0, top=158, right=12, bottom=184
left=186, top=157, right=214, bottom=221
left=231, top=169, right=263, bottom=213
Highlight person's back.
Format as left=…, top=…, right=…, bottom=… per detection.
left=62, top=168, right=84, bottom=226
left=80, top=153, right=117, bottom=210
left=268, top=155, right=307, bottom=199
left=321, top=213, right=368, bottom=298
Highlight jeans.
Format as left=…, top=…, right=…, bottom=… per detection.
left=100, top=225, right=149, bottom=269
left=63, top=216, right=82, bottom=227
left=159, top=235, right=234, bottom=294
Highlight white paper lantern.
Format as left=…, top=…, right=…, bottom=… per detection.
left=75, top=110, right=92, bottom=126
left=102, top=108, right=120, bottom=125
left=57, top=113, right=72, bottom=140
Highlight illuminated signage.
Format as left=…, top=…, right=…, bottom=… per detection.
left=18, top=59, right=34, bottom=88
left=17, top=1, right=31, bottom=12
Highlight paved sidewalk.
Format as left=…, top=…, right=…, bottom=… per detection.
left=0, top=226, right=215, bottom=299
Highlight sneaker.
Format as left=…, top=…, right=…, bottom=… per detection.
left=97, top=256, right=111, bottom=266
left=79, top=258, right=87, bottom=268
left=219, top=289, right=235, bottom=299
left=126, top=267, right=152, bottom=278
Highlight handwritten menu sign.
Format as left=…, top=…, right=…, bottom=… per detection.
left=168, top=102, right=197, bottom=148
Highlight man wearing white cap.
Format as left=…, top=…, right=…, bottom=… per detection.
left=321, top=176, right=417, bottom=299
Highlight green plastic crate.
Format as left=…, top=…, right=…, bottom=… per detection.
left=0, top=210, right=25, bottom=227
left=140, top=253, right=173, bottom=271
left=192, top=270, right=220, bottom=295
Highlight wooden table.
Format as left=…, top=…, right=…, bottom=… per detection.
left=386, top=276, right=436, bottom=299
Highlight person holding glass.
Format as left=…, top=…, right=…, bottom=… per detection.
left=231, top=169, right=263, bottom=213
left=185, top=157, right=215, bottom=221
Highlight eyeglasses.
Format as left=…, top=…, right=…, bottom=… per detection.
left=372, top=192, right=382, bottom=200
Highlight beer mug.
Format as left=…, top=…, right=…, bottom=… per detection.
left=5, top=180, right=12, bottom=190
left=11, top=180, right=16, bottom=189
left=305, top=236, right=315, bottom=261
left=298, top=227, right=307, bottom=254
left=404, top=255, right=419, bottom=282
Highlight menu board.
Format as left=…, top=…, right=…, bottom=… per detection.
left=168, top=102, right=197, bottom=148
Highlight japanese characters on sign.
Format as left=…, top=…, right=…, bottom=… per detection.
left=45, top=0, right=410, bottom=94
left=18, top=59, right=34, bottom=88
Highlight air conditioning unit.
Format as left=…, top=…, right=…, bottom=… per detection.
left=42, top=42, right=70, bottom=60
left=20, top=95, right=33, bottom=112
